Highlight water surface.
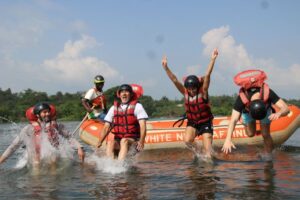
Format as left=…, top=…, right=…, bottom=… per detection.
left=0, top=122, right=299, bottom=199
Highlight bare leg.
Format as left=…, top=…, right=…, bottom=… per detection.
left=106, top=140, right=116, bottom=159
left=260, top=124, right=273, bottom=154
left=244, top=121, right=256, bottom=137
left=184, top=126, right=196, bottom=147
left=118, top=138, right=135, bottom=161
left=202, top=133, right=213, bottom=159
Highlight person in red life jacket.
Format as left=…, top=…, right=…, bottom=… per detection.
left=96, top=84, right=148, bottom=160
left=0, top=102, right=85, bottom=166
left=162, top=48, right=219, bottom=160
left=82, top=75, right=108, bottom=120
left=222, top=69, right=290, bottom=159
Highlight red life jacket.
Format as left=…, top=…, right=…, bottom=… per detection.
left=239, top=83, right=270, bottom=108
left=234, top=69, right=270, bottom=108
left=91, top=88, right=106, bottom=109
left=31, top=121, right=60, bottom=149
left=25, top=105, right=60, bottom=151
left=112, top=100, right=140, bottom=139
left=184, top=89, right=213, bottom=124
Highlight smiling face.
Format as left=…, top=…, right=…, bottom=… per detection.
left=186, top=86, right=198, bottom=97
left=119, top=89, right=132, bottom=104
left=38, top=109, right=51, bottom=122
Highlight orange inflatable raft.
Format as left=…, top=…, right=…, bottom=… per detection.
left=79, top=105, right=300, bottom=150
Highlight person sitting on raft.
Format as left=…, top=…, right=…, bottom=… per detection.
left=222, top=69, right=290, bottom=158
left=82, top=75, right=108, bottom=121
left=0, top=102, right=85, bottom=166
left=161, top=49, right=218, bottom=160
left=97, top=84, right=148, bottom=160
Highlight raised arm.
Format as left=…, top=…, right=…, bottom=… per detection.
left=162, top=56, right=185, bottom=95
left=202, top=48, right=218, bottom=92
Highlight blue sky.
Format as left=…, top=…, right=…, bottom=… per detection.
left=0, top=0, right=299, bottom=99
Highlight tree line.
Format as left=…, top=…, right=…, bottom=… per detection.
left=0, top=87, right=299, bottom=123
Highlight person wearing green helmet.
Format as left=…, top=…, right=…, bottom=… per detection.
left=82, top=75, right=108, bottom=120
left=162, top=48, right=218, bottom=162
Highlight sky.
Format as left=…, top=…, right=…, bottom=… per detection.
left=0, top=0, right=299, bottom=100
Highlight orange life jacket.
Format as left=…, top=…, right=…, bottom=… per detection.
left=184, top=89, right=213, bottom=124
left=234, top=69, right=267, bottom=89
left=234, top=69, right=270, bottom=108
left=112, top=100, right=140, bottom=139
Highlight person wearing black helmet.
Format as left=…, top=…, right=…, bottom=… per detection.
left=82, top=75, right=107, bottom=120
left=0, top=102, right=85, bottom=166
left=222, top=71, right=290, bottom=159
left=97, top=84, right=148, bottom=160
left=162, top=48, right=218, bottom=161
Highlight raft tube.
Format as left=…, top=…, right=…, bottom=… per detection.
left=79, top=105, right=300, bottom=150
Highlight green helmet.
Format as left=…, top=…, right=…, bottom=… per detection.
left=94, top=75, right=105, bottom=84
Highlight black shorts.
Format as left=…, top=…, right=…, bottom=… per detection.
left=187, top=120, right=214, bottom=136
left=114, top=137, right=139, bottom=144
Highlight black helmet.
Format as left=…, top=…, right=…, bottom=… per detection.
left=118, top=84, right=133, bottom=94
left=249, top=99, right=267, bottom=120
left=33, top=102, right=51, bottom=115
left=94, top=75, right=105, bottom=84
left=184, top=75, right=201, bottom=88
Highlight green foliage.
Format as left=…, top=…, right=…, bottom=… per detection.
left=0, top=87, right=299, bottom=123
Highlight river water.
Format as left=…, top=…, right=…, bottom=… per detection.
left=0, top=122, right=299, bottom=200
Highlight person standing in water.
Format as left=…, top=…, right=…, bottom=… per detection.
left=162, top=49, right=218, bottom=160
left=0, top=102, right=85, bottom=166
left=97, top=84, right=148, bottom=160
left=222, top=69, right=290, bottom=159
left=82, top=75, right=108, bottom=120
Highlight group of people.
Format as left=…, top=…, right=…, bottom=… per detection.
left=0, top=48, right=290, bottom=167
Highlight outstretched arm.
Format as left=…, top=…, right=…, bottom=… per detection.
left=202, top=48, right=218, bottom=92
left=162, top=56, right=185, bottom=95
left=69, top=138, right=85, bottom=163
left=0, top=135, right=22, bottom=164
left=222, top=109, right=241, bottom=154
left=269, top=98, right=290, bottom=121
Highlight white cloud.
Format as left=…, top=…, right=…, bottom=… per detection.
left=69, top=20, right=88, bottom=33
left=42, top=35, right=119, bottom=83
left=201, top=25, right=300, bottom=98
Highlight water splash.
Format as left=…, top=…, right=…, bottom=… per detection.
left=186, top=141, right=214, bottom=164
left=0, top=116, right=22, bottom=131
left=10, top=125, right=77, bottom=169
left=86, top=154, right=127, bottom=174
left=85, top=145, right=139, bottom=174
